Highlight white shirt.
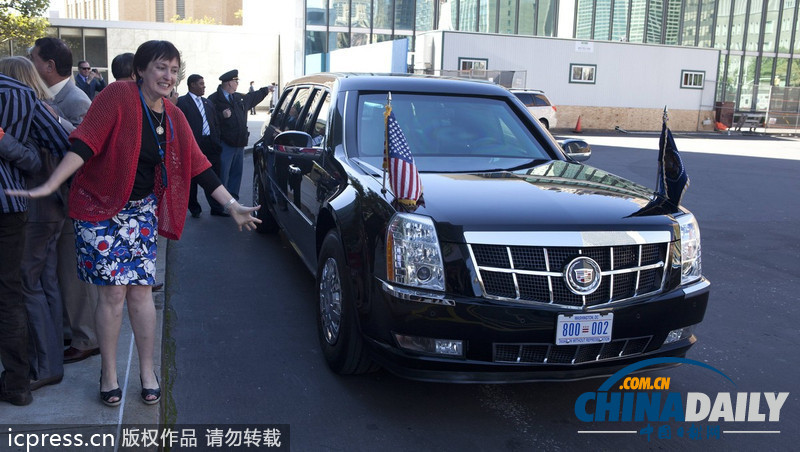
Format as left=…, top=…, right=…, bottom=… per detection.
left=48, top=77, right=70, bottom=98
left=189, top=92, right=211, bottom=136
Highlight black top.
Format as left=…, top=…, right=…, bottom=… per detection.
left=208, top=86, right=269, bottom=147
left=71, top=103, right=220, bottom=201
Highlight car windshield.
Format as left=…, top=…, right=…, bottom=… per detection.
left=353, top=92, right=552, bottom=172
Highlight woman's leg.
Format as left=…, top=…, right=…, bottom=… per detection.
left=96, top=285, right=127, bottom=399
left=126, top=285, right=158, bottom=393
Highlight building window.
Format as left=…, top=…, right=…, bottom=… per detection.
left=681, top=70, right=705, bottom=89
left=352, top=0, right=372, bottom=29
left=569, top=63, right=596, bottom=84
left=458, top=58, right=488, bottom=71
left=156, top=0, right=164, bottom=22
left=519, top=0, right=536, bottom=35
left=307, top=0, right=328, bottom=25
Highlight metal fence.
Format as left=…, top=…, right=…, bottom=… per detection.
left=419, top=69, right=527, bottom=89
left=765, top=86, right=800, bottom=132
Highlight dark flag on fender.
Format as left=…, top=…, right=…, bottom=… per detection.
left=656, top=108, right=689, bottom=207
left=383, top=97, right=424, bottom=210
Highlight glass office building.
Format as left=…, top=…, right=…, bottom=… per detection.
left=573, top=0, right=800, bottom=112
left=304, top=0, right=560, bottom=71
left=304, top=0, right=799, bottom=113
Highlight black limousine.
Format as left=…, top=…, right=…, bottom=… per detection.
left=251, top=74, right=709, bottom=383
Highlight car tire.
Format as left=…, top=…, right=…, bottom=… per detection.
left=317, top=230, right=376, bottom=375
left=252, top=172, right=278, bottom=233
left=539, top=118, right=550, bottom=129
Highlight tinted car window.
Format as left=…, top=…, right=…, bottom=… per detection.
left=355, top=93, right=550, bottom=172
left=271, top=87, right=295, bottom=130
left=300, top=89, right=328, bottom=134
left=309, top=92, right=330, bottom=146
left=286, top=87, right=312, bottom=131
left=513, top=92, right=534, bottom=106
left=533, top=94, right=551, bottom=107
left=298, top=89, right=321, bottom=134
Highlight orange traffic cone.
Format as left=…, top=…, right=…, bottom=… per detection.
left=573, top=115, right=583, bottom=133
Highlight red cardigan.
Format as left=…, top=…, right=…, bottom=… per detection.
left=69, top=81, right=211, bottom=240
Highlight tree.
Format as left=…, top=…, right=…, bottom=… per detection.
left=0, top=0, right=50, bottom=53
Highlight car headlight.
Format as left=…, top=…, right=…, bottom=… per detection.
left=386, top=213, right=445, bottom=292
left=677, top=213, right=702, bottom=285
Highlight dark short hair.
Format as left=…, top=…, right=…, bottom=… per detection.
left=133, top=40, right=181, bottom=82
left=111, top=52, right=134, bottom=80
left=34, top=37, right=73, bottom=77
left=187, top=74, right=203, bottom=87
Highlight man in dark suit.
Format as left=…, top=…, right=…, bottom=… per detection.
left=177, top=74, right=225, bottom=217
left=74, top=60, right=106, bottom=100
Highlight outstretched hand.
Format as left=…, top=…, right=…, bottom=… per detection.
left=230, top=203, right=262, bottom=231
left=4, top=184, right=54, bottom=199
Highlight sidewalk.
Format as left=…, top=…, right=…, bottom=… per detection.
left=0, top=112, right=269, bottom=449
left=0, top=240, right=167, bottom=445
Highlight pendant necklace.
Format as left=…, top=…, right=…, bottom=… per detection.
left=149, top=108, right=165, bottom=135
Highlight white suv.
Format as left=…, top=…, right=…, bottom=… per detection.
left=510, top=89, right=558, bottom=130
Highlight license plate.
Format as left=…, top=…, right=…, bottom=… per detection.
left=556, top=313, right=613, bottom=345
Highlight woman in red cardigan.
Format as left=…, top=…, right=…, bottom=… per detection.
left=9, top=40, right=261, bottom=406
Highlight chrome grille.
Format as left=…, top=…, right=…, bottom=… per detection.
left=494, top=336, right=652, bottom=365
left=470, top=243, right=668, bottom=307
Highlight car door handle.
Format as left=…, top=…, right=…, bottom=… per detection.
left=288, top=165, right=302, bottom=175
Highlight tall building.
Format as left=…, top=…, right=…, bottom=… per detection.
left=60, top=0, right=243, bottom=25
left=301, top=1, right=800, bottom=115
left=303, top=0, right=561, bottom=72
left=573, top=0, right=800, bottom=113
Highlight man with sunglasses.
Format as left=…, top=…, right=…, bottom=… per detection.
left=74, top=60, right=106, bottom=100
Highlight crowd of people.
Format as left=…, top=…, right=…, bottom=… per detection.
left=0, top=38, right=275, bottom=407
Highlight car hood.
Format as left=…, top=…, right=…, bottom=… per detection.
left=389, top=161, right=679, bottom=242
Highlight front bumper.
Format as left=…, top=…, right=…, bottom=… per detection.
left=359, top=278, right=710, bottom=383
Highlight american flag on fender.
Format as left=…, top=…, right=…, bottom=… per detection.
left=384, top=106, right=423, bottom=208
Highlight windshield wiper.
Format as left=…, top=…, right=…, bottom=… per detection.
left=498, top=159, right=551, bottom=173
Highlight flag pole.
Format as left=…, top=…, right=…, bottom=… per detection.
left=382, top=92, right=392, bottom=195
left=658, top=106, right=669, bottom=196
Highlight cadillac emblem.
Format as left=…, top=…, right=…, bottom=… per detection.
left=565, top=256, right=602, bottom=295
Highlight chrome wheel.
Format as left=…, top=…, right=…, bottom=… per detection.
left=319, top=257, right=342, bottom=345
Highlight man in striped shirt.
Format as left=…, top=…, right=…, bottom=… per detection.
left=0, top=73, right=70, bottom=406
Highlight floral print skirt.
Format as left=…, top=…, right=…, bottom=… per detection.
left=74, top=194, right=158, bottom=286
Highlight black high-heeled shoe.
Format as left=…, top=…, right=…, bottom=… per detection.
left=99, top=374, right=122, bottom=407
left=140, top=371, right=161, bottom=405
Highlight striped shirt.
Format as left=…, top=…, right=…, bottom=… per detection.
left=1, top=74, right=70, bottom=213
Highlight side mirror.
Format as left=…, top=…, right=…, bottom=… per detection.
left=275, top=131, right=313, bottom=148
left=561, top=139, right=591, bottom=162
